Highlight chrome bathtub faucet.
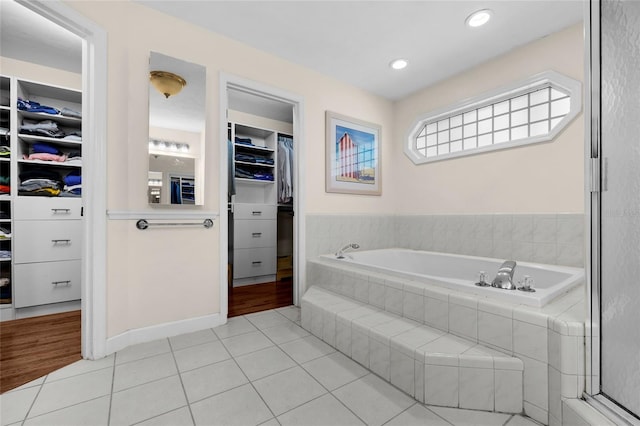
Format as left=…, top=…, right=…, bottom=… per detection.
left=336, top=243, right=360, bottom=259
left=491, top=260, right=518, bottom=290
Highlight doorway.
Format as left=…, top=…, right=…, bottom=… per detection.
left=586, top=0, right=640, bottom=423
left=219, top=75, right=305, bottom=320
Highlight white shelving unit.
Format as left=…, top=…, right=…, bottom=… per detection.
left=1, top=75, right=83, bottom=320
left=1, top=75, right=13, bottom=310
left=230, top=122, right=278, bottom=286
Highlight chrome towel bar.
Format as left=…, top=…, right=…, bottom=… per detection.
left=136, top=218, right=214, bottom=230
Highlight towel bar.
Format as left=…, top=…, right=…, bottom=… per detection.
left=136, top=218, right=214, bottom=230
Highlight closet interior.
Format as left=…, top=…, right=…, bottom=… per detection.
left=227, top=89, right=294, bottom=316
left=0, top=3, right=83, bottom=323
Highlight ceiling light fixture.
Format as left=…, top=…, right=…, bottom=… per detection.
left=466, top=9, right=492, bottom=28
left=149, top=71, right=187, bottom=98
left=389, top=59, right=408, bottom=70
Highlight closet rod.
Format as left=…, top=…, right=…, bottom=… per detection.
left=136, top=218, right=214, bottom=230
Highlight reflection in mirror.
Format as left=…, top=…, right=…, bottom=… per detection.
left=148, top=52, right=205, bottom=205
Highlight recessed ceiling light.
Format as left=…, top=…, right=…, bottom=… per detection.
left=390, top=59, right=408, bottom=70
left=466, top=9, right=492, bottom=27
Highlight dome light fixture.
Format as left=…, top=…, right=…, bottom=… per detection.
left=149, top=71, right=187, bottom=98
left=389, top=59, right=408, bottom=70
left=466, top=9, right=492, bottom=28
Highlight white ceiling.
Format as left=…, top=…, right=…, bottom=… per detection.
left=0, top=0, right=583, bottom=113
left=0, top=0, right=82, bottom=73
left=137, top=0, right=584, bottom=100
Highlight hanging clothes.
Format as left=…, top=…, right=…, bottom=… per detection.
left=277, top=135, right=293, bottom=204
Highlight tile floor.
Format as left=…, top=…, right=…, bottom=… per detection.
left=1, top=306, right=541, bottom=426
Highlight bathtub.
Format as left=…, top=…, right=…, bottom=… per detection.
left=321, top=248, right=584, bottom=307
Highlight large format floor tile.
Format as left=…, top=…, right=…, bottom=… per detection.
left=253, top=366, right=327, bottom=416
left=333, top=374, right=415, bottom=426
left=190, top=383, right=273, bottom=426
left=7, top=306, right=541, bottom=426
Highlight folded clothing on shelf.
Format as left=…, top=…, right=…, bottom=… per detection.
left=32, top=142, right=62, bottom=155
left=234, top=137, right=254, bottom=146
left=20, top=119, right=65, bottom=138
left=235, top=166, right=274, bottom=181
left=17, top=97, right=60, bottom=115
left=64, top=170, right=81, bottom=186
left=235, top=153, right=274, bottom=165
left=18, top=168, right=63, bottom=197
left=60, top=107, right=82, bottom=119
left=23, top=153, right=67, bottom=162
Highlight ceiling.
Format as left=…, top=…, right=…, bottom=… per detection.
left=137, top=0, right=583, bottom=100
left=0, top=0, right=583, bottom=112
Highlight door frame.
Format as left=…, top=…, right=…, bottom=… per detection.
left=218, top=73, right=306, bottom=319
left=19, top=0, right=108, bottom=359
left=585, top=1, right=640, bottom=424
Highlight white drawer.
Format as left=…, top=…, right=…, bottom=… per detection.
left=14, top=220, right=81, bottom=263
left=15, top=198, right=82, bottom=220
left=233, top=203, right=276, bottom=220
left=14, top=260, right=81, bottom=308
left=234, top=219, right=276, bottom=249
left=234, top=247, right=276, bottom=279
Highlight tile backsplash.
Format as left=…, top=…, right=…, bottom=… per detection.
left=306, top=213, right=584, bottom=267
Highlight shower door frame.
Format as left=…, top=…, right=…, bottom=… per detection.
left=585, top=1, right=640, bottom=424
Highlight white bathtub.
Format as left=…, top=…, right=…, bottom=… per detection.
left=321, top=248, right=584, bottom=307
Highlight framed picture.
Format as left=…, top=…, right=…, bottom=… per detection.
left=325, top=111, right=381, bottom=195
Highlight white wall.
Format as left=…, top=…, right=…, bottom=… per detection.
left=65, top=1, right=395, bottom=337
left=391, top=24, right=584, bottom=214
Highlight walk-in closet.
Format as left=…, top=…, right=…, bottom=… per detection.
left=227, top=89, right=295, bottom=316
left=0, top=1, right=83, bottom=392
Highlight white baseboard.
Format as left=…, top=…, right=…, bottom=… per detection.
left=105, top=313, right=226, bottom=355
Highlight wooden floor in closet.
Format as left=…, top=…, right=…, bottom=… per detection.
left=228, top=279, right=294, bottom=317
left=0, top=310, right=81, bottom=394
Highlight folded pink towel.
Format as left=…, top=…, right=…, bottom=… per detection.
left=23, top=153, right=68, bottom=162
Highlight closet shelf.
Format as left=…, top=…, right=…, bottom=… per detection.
left=235, top=160, right=274, bottom=168
left=235, top=177, right=275, bottom=185
left=18, top=134, right=82, bottom=147
left=17, top=159, right=82, bottom=168
left=0, top=258, right=11, bottom=262
left=234, top=143, right=274, bottom=153
left=0, top=158, right=9, bottom=162
left=0, top=105, right=9, bottom=111
left=18, top=110, right=81, bottom=127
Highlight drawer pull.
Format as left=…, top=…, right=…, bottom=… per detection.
left=51, top=208, right=71, bottom=214
left=52, top=280, right=71, bottom=287
left=51, top=239, right=71, bottom=245
left=251, top=211, right=262, bottom=216
left=252, top=261, right=262, bottom=266
left=252, top=232, right=262, bottom=237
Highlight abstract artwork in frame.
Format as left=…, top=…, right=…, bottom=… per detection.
left=325, top=111, right=381, bottom=195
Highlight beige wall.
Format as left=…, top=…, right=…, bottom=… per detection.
left=65, top=1, right=395, bottom=337
left=391, top=24, right=584, bottom=214
left=0, top=56, right=81, bottom=90
left=6, top=3, right=584, bottom=339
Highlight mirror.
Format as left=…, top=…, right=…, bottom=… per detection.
left=148, top=52, right=205, bottom=205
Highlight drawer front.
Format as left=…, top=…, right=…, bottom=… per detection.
left=15, top=198, right=82, bottom=220
left=14, top=220, right=81, bottom=263
left=234, top=247, right=276, bottom=279
left=234, top=219, right=276, bottom=249
left=14, top=260, right=81, bottom=308
left=234, top=203, right=276, bottom=220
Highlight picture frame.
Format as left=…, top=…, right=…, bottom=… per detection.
left=325, top=111, right=381, bottom=195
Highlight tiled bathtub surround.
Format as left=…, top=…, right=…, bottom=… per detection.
left=302, top=286, right=525, bottom=414
left=305, top=259, right=587, bottom=425
left=306, top=213, right=584, bottom=267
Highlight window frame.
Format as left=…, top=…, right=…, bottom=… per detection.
left=405, top=70, right=582, bottom=164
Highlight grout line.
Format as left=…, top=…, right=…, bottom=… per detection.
left=20, top=374, right=45, bottom=424
left=421, top=404, right=456, bottom=426
left=107, top=353, right=116, bottom=426
left=19, top=394, right=111, bottom=425
left=167, top=338, right=196, bottom=426
left=129, top=405, right=190, bottom=426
